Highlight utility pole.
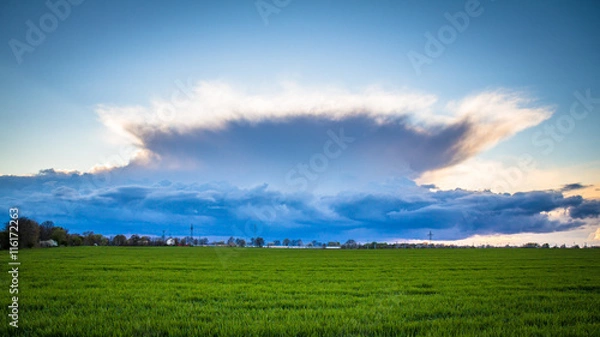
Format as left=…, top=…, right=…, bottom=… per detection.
left=162, top=230, right=165, bottom=243
left=428, top=231, right=433, bottom=242
left=190, top=224, right=194, bottom=245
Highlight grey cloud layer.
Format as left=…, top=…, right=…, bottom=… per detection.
left=1, top=171, right=597, bottom=240
left=129, top=116, right=472, bottom=175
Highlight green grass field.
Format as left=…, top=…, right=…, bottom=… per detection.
left=1, top=247, right=599, bottom=336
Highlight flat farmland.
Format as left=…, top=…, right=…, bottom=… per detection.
left=1, top=247, right=599, bottom=336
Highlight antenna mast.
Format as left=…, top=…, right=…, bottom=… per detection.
left=190, top=224, right=194, bottom=245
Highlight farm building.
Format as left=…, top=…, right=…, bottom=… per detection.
left=39, top=239, right=58, bottom=248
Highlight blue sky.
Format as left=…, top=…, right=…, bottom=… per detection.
left=1, top=0, right=599, bottom=244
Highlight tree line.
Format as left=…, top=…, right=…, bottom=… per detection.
left=0, top=217, right=336, bottom=249
left=0, top=218, right=169, bottom=249
left=0, top=218, right=345, bottom=249
left=2, top=218, right=594, bottom=250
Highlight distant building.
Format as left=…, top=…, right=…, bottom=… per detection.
left=40, top=239, right=58, bottom=248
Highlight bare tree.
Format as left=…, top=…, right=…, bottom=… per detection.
left=39, top=221, right=54, bottom=241
left=8, top=217, right=40, bottom=248
left=343, top=239, right=358, bottom=249
left=112, top=234, right=127, bottom=246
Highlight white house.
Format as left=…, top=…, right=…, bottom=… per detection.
left=39, top=239, right=58, bottom=248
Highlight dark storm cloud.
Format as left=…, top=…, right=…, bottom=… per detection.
left=1, top=172, right=596, bottom=241
left=330, top=190, right=585, bottom=239
left=569, top=200, right=600, bottom=219
left=127, top=115, right=474, bottom=177
left=561, top=183, right=591, bottom=192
